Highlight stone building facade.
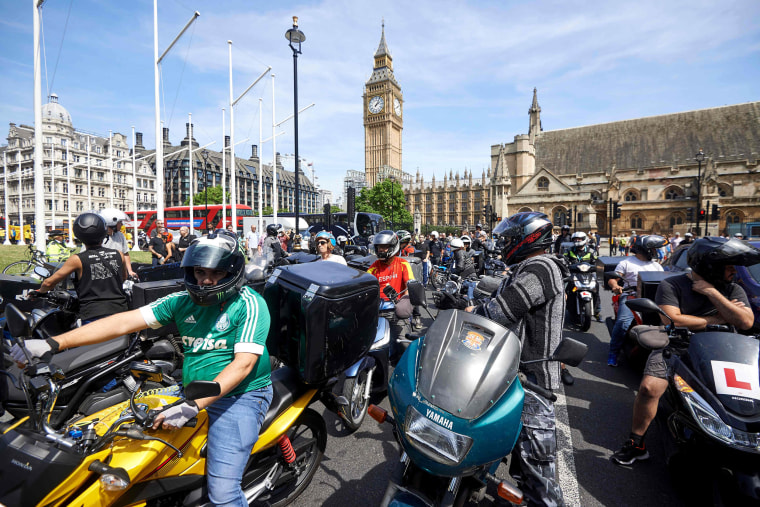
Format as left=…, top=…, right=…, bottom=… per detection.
left=0, top=94, right=157, bottom=228
left=405, top=90, right=760, bottom=237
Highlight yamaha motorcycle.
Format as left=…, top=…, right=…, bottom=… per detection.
left=565, top=261, right=599, bottom=332
left=369, top=306, right=587, bottom=506
left=628, top=298, right=760, bottom=506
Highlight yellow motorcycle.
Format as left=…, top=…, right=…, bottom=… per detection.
left=0, top=307, right=340, bottom=507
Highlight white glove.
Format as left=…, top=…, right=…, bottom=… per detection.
left=154, top=401, right=199, bottom=429
left=10, top=339, right=53, bottom=364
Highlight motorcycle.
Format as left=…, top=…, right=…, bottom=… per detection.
left=627, top=298, right=760, bottom=506
left=565, top=261, right=599, bottom=332
left=1, top=297, right=181, bottom=429
left=368, top=308, right=587, bottom=506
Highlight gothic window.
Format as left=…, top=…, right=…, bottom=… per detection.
left=664, top=186, right=683, bottom=200
left=449, top=203, right=455, bottom=212
left=630, top=214, right=643, bottom=230
left=518, top=207, right=533, bottom=213
left=726, top=211, right=742, bottom=224
left=461, top=203, right=468, bottom=211
left=624, top=191, right=638, bottom=202
left=537, top=177, right=549, bottom=191
left=669, top=215, right=684, bottom=227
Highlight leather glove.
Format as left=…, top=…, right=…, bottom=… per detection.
left=10, top=338, right=56, bottom=364
left=154, top=401, right=199, bottom=429
left=27, top=289, right=42, bottom=299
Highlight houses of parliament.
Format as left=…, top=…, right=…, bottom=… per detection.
left=361, top=28, right=760, bottom=236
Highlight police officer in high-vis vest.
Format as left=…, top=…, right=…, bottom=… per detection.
left=564, top=231, right=601, bottom=321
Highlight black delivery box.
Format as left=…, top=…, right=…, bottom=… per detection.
left=130, top=279, right=185, bottom=337
left=636, top=271, right=680, bottom=325
left=347, top=254, right=377, bottom=272
left=596, top=256, right=626, bottom=291
left=0, top=274, right=43, bottom=314
left=263, top=262, right=380, bottom=385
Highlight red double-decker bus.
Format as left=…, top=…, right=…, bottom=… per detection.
left=127, top=205, right=253, bottom=235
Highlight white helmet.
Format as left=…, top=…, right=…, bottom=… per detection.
left=431, top=231, right=439, bottom=238
left=450, top=237, right=464, bottom=249
left=99, top=207, right=129, bottom=228
left=571, top=231, right=588, bottom=248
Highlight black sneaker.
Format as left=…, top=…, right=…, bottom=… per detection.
left=412, top=316, right=423, bottom=330
left=561, top=368, right=574, bottom=386
left=611, top=439, right=649, bottom=466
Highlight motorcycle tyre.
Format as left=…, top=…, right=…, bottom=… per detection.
left=431, top=269, right=447, bottom=290
left=250, top=408, right=327, bottom=507
left=579, top=301, right=592, bottom=332
left=338, top=369, right=371, bottom=432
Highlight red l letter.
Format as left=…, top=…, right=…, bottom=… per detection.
left=725, top=368, right=752, bottom=390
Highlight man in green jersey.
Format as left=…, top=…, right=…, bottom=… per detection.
left=11, top=230, right=272, bottom=507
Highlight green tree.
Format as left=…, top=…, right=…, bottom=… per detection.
left=262, top=206, right=274, bottom=216
left=183, top=185, right=230, bottom=206
left=356, top=179, right=412, bottom=228
left=331, top=205, right=342, bottom=213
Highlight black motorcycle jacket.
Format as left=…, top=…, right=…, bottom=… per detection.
left=452, top=249, right=476, bottom=278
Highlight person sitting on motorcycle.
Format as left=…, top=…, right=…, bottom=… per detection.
left=99, top=207, right=138, bottom=280
left=262, top=223, right=289, bottom=265
left=33, top=213, right=128, bottom=323
left=564, top=231, right=602, bottom=321
left=607, top=234, right=668, bottom=366
left=465, top=212, right=569, bottom=506
left=368, top=231, right=417, bottom=356
left=450, top=237, right=476, bottom=279
left=612, top=237, right=759, bottom=467
left=397, top=230, right=415, bottom=256
left=554, top=224, right=571, bottom=256
left=315, top=231, right=347, bottom=265
left=11, top=230, right=273, bottom=506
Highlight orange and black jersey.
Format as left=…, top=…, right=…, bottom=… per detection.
left=368, top=256, right=415, bottom=301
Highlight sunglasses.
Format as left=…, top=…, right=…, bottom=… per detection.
left=317, top=240, right=330, bottom=246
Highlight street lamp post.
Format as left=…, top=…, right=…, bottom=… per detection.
left=202, top=148, right=209, bottom=234
left=695, top=149, right=705, bottom=236
left=389, top=176, right=395, bottom=230
left=286, top=16, right=305, bottom=236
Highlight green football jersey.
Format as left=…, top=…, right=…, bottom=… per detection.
left=141, top=286, right=271, bottom=397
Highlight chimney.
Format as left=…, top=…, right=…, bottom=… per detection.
left=249, top=144, right=259, bottom=161
left=162, top=127, right=171, bottom=148
left=135, top=132, right=145, bottom=151
left=181, top=123, right=198, bottom=148
left=225, top=136, right=230, bottom=147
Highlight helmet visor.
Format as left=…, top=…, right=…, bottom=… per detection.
left=181, top=233, right=241, bottom=272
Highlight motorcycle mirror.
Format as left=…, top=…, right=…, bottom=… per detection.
left=407, top=280, right=426, bottom=307
left=4, top=304, right=31, bottom=342
left=34, top=266, right=51, bottom=279
left=624, top=298, right=673, bottom=324
left=383, top=284, right=398, bottom=301
left=550, top=338, right=588, bottom=367
left=184, top=380, right=221, bottom=401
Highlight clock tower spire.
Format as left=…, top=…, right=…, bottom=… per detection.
left=364, top=21, right=403, bottom=187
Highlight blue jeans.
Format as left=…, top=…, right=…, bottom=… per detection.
left=422, top=260, right=429, bottom=285
left=609, top=293, right=634, bottom=357
left=205, top=385, right=273, bottom=507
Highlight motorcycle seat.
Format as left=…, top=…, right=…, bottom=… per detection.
left=260, top=365, right=311, bottom=433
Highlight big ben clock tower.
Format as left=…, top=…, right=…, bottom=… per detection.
left=364, top=22, right=403, bottom=187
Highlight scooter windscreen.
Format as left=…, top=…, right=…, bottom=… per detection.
left=416, top=310, right=521, bottom=420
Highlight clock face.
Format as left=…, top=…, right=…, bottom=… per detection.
left=368, top=96, right=384, bottom=114
left=394, top=98, right=401, bottom=117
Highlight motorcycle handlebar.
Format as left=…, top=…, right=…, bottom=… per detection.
left=519, top=374, right=558, bottom=402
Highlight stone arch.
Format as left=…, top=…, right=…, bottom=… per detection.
left=725, top=208, right=744, bottom=224
left=622, top=188, right=640, bottom=202
left=517, top=206, right=533, bottom=213
left=662, top=185, right=685, bottom=200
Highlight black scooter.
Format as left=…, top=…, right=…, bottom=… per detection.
left=627, top=298, right=760, bottom=506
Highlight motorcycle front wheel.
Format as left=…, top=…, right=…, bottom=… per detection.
left=250, top=408, right=327, bottom=507
left=579, top=301, right=592, bottom=332
left=430, top=268, right=447, bottom=290
left=338, top=369, right=371, bottom=432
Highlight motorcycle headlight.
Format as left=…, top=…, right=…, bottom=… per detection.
left=577, top=264, right=590, bottom=272
left=404, top=406, right=473, bottom=465
left=443, top=281, right=459, bottom=295
left=675, top=373, right=760, bottom=453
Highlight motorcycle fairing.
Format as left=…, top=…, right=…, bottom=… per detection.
left=416, top=310, right=521, bottom=420
left=684, top=332, right=760, bottom=419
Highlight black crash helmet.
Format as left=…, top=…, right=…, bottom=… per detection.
left=373, top=230, right=400, bottom=259
left=73, top=212, right=107, bottom=246
left=266, top=224, right=280, bottom=237
left=181, top=230, right=246, bottom=306
left=493, top=211, right=553, bottom=265
left=630, top=235, right=668, bottom=261
left=687, top=237, right=760, bottom=289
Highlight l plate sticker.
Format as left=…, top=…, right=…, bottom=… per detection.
left=711, top=360, right=760, bottom=401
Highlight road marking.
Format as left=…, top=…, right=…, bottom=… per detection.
left=555, top=385, right=582, bottom=506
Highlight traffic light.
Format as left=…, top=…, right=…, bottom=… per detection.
left=323, top=202, right=332, bottom=227
left=484, top=204, right=492, bottom=219
left=699, top=209, right=706, bottom=219
left=566, top=210, right=572, bottom=227
left=711, top=204, right=719, bottom=220
left=347, top=187, right=356, bottom=225
left=492, top=212, right=498, bottom=224
left=686, top=207, right=694, bottom=221
left=612, top=202, right=621, bottom=220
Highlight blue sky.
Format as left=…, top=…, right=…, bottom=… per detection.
left=1, top=0, right=758, bottom=202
